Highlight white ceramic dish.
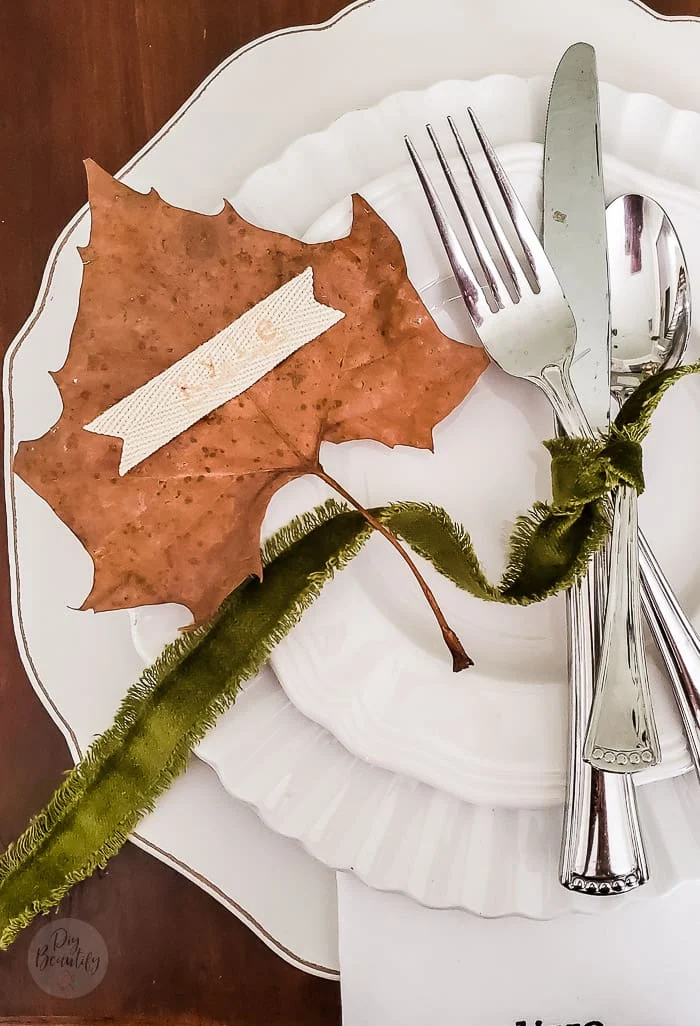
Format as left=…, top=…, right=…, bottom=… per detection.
left=133, top=75, right=700, bottom=914
left=138, top=79, right=700, bottom=808
left=7, top=0, right=700, bottom=973
left=252, top=84, right=700, bottom=804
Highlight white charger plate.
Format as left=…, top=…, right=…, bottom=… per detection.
left=7, top=0, right=700, bottom=973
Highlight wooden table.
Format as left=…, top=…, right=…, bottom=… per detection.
left=0, top=1, right=697, bottom=1022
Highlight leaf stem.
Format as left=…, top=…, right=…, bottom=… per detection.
left=315, top=466, right=472, bottom=671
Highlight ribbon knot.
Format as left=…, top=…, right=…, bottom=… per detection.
left=389, top=360, right=700, bottom=607
left=546, top=431, right=644, bottom=510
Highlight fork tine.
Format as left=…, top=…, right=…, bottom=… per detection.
left=447, top=116, right=525, bottom=302
left=467, top=107, right=541, bottom=284
left=424, top=123, right=504, bottom=310
left=404, top=134, right=488, bottom=327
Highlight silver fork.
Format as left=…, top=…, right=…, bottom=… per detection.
left=406, top=112, right=649, bottom=892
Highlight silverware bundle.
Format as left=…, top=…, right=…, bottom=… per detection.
left=407, top=42, right=696, bottom=893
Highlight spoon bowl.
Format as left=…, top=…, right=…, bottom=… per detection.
left=606, top=194, right=690, bottom=399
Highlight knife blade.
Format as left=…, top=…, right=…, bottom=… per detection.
left=542, top=42, right=647, bottom=892
left=543, top=41, right=610, bottom=432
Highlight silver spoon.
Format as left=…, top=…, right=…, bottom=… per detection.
left=609, top=195, right=689, bottom=394
left=585, top=194, right=699, bottom=774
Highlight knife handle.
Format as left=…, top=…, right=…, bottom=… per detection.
left=638, top=531, right=700, bottom=775
left=560, top=554, right=648, bottom=892
left=583, top=484, right=661, bottom=772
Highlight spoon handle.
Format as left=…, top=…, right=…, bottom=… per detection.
left=583, top=484, right=661, bottom=771
left=638, top=532, right=700, bottom=774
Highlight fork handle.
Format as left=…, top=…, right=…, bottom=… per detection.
left=561, top=560, right=648, bottom=892
left=583, top=484, right=661, bottom=771
left=547, top=359, right=700, bottom=776
left=540, top=362, right=660, bottom=774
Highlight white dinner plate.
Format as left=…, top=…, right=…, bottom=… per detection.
left=7, top=0, right=700, bottom=971
left=133, top=75, right=700, bottom=915
left=138, top=77, right=700, bottom=808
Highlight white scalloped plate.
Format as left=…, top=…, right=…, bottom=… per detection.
left=202, top=675, right=700, bottom=917
left=235, top=79, right=700, bottom=803
left=8, top=0, right=700, bottom=969
left=136, top=78, right=700, bottom=808
left=133, top=76, right=700, bottom=914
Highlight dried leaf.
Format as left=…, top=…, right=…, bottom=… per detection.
left=15, top=161, right=488, bottom=621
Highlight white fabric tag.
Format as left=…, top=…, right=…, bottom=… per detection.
left=84, top=267, right=344, bottom=474
left=338, top=871, right=700, bottom=1026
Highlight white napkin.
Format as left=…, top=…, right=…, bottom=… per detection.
left=338, top=871, right=700, bottom=1025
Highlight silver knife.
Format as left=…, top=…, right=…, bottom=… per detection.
left=543, top=42, right=648, bottom=891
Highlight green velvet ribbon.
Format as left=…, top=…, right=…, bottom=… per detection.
left=0, top=361, right=697, bottom=949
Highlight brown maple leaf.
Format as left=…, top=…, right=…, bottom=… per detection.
left=14, top=160, right=488, bottom=668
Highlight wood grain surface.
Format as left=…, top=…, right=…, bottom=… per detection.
left=0, top=1, right=697, bottom=1022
